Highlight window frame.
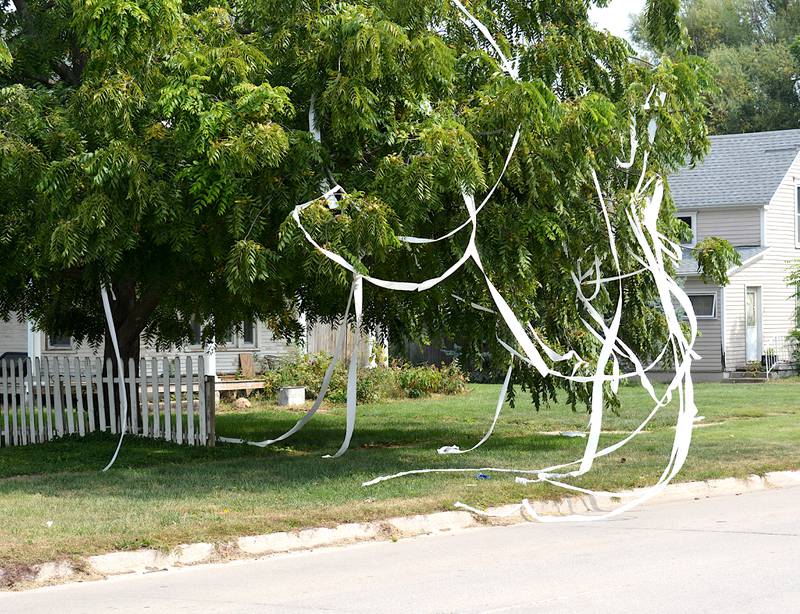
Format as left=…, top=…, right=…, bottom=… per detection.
left=240, top=320, right=256, bottom=347
left=676, top=211, right=697, bottom=248
left=189, top=320, right=259, bottom=350
left=46, top=334, right=73, bottom=351
left=687, top=292, right=717, bottom=319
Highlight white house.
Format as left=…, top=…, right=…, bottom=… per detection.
left=0, top=317, right=302, bottom=375
left=669, top=128, right=800, bottom=379
left=0, top=312, right=377, bottom=378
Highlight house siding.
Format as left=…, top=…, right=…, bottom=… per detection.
left=0, top=316, right=299, bottom=374
left=723, top=153, right=800, bottom=369
left=684, top=279, right=723, bottom=372
left=695, top=207, right=761, bottom=246
left=0, top=317, right=27, bottom=354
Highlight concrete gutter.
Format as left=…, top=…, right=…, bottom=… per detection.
left=4, top=470, right=799, bottom=590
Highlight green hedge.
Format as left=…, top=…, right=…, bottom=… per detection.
left=263, top=353, right=467, bottom=403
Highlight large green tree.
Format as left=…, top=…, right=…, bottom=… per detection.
left=633, top=0, right=800, bottom=134
left=1, top=0, right=308, bottom=366
left=2, top=1, right=716, bottom=407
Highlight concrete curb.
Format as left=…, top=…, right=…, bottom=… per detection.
left=15, top=470, right=800, bottom=589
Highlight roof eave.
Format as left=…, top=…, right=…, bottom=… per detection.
left=675, top=201, right=767, bottom=211
left=677, top=247, right=769, bottom=280
left=727, top=248, right=770, bottom=277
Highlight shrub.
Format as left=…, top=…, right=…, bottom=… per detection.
left=262, top=354, right=467, bottom=403
left=437, top=361, right=469, bottom=395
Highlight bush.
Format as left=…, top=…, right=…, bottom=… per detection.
left=262, top=354, right=467, bottom=403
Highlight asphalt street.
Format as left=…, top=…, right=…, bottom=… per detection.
left=2, top=486, right=798, bottom=613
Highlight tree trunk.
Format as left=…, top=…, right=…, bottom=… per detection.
left=100, top=281, right=160, bottom=430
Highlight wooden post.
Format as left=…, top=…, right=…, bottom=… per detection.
left=128, top=358, right=138, bottom=436
left=73, top=358, right=85, bottom=437
left=35, top=357, right=46, bottom=441
left=162, top=357, right=171, bottom=442
left=204, top=374, right=216, bottom=447
left=85, top=358, right=96, bottom=434
left=95, top=358, right=106, bottom=433
left=151, top=357, right=160, bottom=438
left=140, top=358, right=149, bottom=437
left=174, top=358, right=183, bottom=445
left=15, top=359, right=26, bottom=444
left=105, top=358, right=116, bottom=435
left=186, top=357, right=194, bottom=446
left=1, top=361, right=9, bottom=446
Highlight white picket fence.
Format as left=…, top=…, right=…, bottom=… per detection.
left=0, top=356, right=216, bottom=447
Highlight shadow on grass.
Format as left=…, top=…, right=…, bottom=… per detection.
left=2, top=381, right=797, bottom=504
left=0, top=407, right=584, bottom=506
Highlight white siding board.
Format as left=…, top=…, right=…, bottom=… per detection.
left=0, top=317, right=27, bottom=354
left=695, top=208, right=761, bottom=246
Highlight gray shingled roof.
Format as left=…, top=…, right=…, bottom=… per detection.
left=669, top=129, right=800, bottom=210
left=677, top=246, right=769, bottom=277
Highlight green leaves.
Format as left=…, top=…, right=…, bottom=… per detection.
left=70, top=0, right=181, bottom=57
left=641, top=0, right=683, bottom=53
left=234, top=83, right=294, bottom=121
left=0, top=38, right=11, bottom=72
left=0, top=0, right=295, bottom=353
left=692, top=237, right=742, bottom=286
left=0, top=0, right=712, bottom=400
left=225, top=239, right=272, bottom=293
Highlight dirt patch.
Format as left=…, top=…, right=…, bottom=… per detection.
left=360, top=441, right=413, bottom=449
left=0, top=563, right=36, bottom=590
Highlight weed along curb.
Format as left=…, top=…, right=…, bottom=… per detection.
left=5, top=470, right=800, bottom=590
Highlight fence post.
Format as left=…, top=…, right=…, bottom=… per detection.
left=204, top=375, right=216, bottom=447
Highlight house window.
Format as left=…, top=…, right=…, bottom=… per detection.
left=241, top=321, right=255, bottom=346
left=676, top=212, right=697, bottom=247
left=190, top=320, right=203, bottom=346
left=189, top=320, right=258, bottom=348
left=48, top=334, right=72, bottom=350
left=688, top=294, right=716, bottom=319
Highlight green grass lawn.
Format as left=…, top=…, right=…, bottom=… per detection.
left=0, top=381, right=798, bottom=567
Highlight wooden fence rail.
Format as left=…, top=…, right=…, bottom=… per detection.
left=0, top=356, right=215, bottom=448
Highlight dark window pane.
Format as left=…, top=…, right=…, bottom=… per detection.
left=49, top=335, right=71, bottom=349
left=242, top=321, right=255, bottom=345
left=191, top=321, right=202, bottom=346
left=688, top=294, right=715, bottom=317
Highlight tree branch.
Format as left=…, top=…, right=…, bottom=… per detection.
left=50, top=60, right=79, bottom=86
left=11, top=0, right=31, bottom=19
left=12, top=0, right=86, bottom=87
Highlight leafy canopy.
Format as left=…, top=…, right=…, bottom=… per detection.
left=2, top=0, right=715, bottom=407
